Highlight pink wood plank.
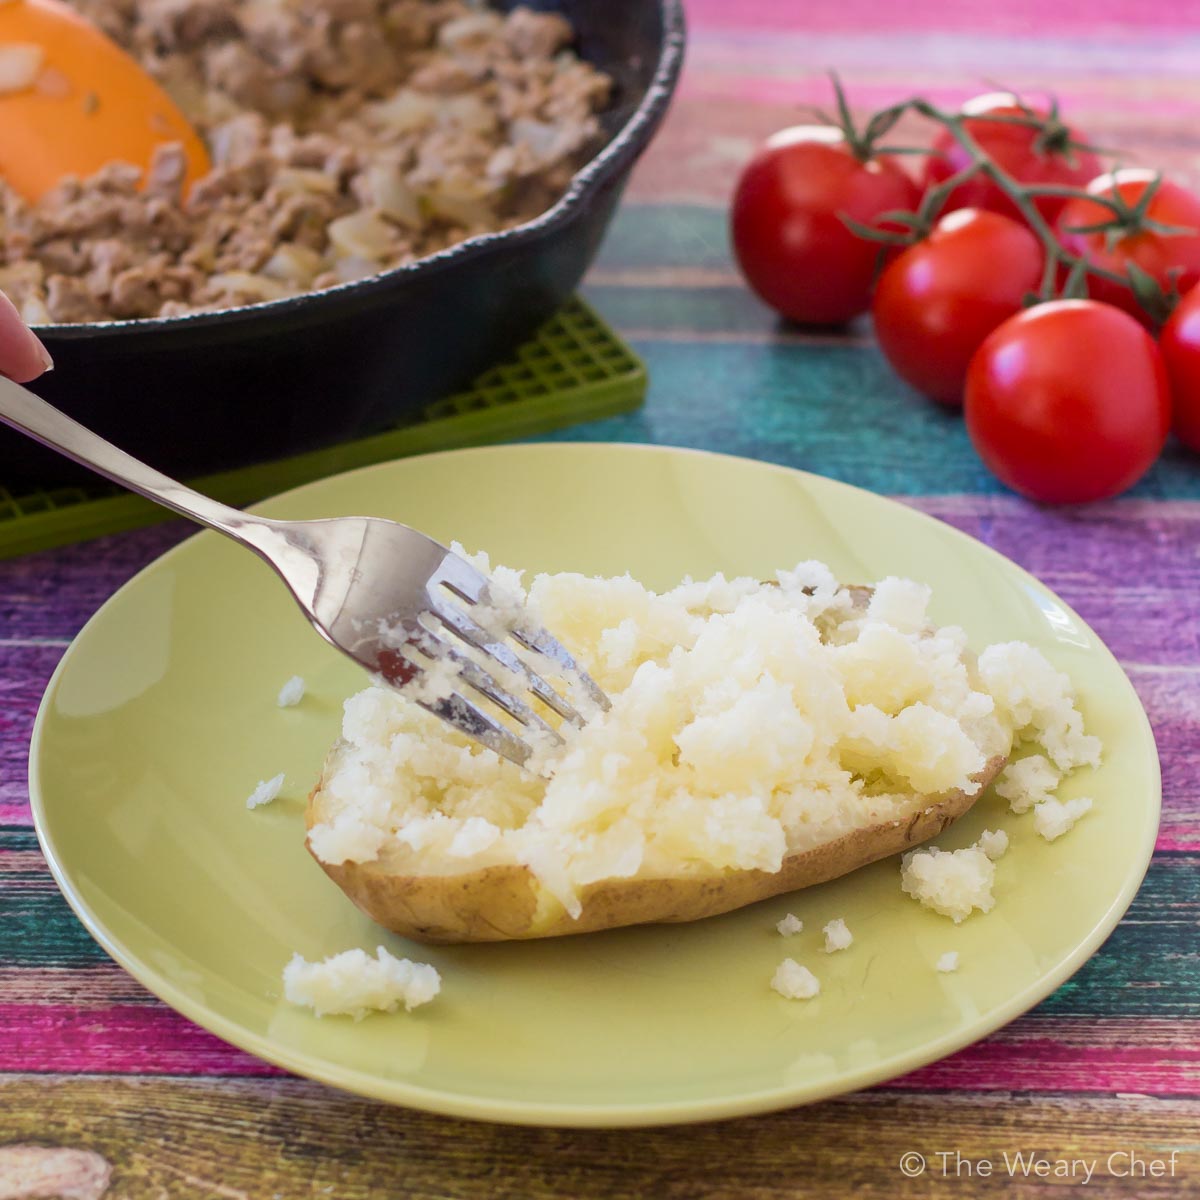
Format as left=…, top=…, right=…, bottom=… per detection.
left=0, top=1003, right=284, bottom=1076
left=683, top=0, right=1200, bottom=34
left=5, top=1002, right=1197, bottom=1097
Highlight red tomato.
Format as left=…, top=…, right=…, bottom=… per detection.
left=872, top=209, right=1043, bottom=407
left=731, top=126, right=920, bottom=325
left=923, top=93, right=1101, bottom=223
left=1055, top=169, right=1200, bottom=321
left=965, top=301, right=1170, bottom=503
left=1158, top=283, right=1200, bottom=452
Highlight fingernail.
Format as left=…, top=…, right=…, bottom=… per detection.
left=35, top=339, right=53, bottom=372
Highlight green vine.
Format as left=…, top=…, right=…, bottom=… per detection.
left=830, top=82, right=1184, bottom=322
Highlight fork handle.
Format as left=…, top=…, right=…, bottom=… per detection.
left=0, top=375, right=267, bottom=542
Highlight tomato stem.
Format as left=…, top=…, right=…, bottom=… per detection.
left=905, top=98, right=1139, bottom=302
left=829, top=83, right=1179, bottom=321
left=824, top=72, right=908, bottom=163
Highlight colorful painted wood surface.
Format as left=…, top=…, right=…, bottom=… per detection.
left=3, top=2, right=1200, bottom=1195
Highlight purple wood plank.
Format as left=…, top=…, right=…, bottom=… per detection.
left=905, top=497, right=1200, bottom=669
left=0, top=644, right=64, bottom=822
left=1127, top=667, right=1200, bottom=852
left=3, top=498, right=1198, bottom=665
left=0, top=524, right=190, bottom=642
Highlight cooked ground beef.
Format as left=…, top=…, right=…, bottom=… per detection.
left=0, top=0, right=611, bottom=323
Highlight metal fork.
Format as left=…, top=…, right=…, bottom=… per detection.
left=0, top=377, right=609, bottom=766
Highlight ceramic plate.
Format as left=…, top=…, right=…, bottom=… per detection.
left=31, top=444, right=1160, bottom=1127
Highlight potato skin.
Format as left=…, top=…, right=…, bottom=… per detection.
left=306, top=754, right=1007, bottom=945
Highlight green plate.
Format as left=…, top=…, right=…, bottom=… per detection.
left=30, top=444, right=1160, bottom=1127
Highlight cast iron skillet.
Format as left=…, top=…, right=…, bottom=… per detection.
left=1, top=0, right=685, bottom=486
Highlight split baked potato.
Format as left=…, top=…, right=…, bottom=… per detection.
left=305, top=568, right=1016, bottom=944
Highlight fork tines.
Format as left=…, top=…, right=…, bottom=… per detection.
left=381, top=559, right=611, bottom=768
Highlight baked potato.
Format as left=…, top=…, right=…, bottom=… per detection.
left=305, top=570, right=1015, bottom=944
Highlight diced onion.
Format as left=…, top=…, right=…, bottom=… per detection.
left=439, top=92, right=497, bottom=133
left=367, top=88, right=439, bottom=133
left=422, top=180, right=497, bottom=227
left=363, top=163, right=422, bottom=229
left=327, top=212, right=395, bottom=261
left=207, top=271, right=290, bottom=301
left=19, top=295, right=51, bottom=325
left=332, top=256, right=377, bottom=283
left=261, top=243, right=325, bottom=285
left=0, top=43, right=45, bottom=95
left=509, top=117, right=560, bottom=159
left=273, top=168, right=338, bottom=195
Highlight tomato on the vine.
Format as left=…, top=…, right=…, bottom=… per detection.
left=965, top=300, right=1170, bottom=503
left=923, top=93, right=1101, bottom=223
left=872, top=208, right=1043, bottom=406
left=732, top=126, right=919, bottom=325
left=1055, top=169, right=1200, bottom=321
left=1158, top=283, right=1200, bottom=452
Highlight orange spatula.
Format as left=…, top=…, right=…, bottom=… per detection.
left=0, top=0, right=210, bottom=202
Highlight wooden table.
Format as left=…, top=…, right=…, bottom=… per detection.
left=3, top=1, right=1199, bottom=1195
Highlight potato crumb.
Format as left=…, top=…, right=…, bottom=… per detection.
left=936, top=952, right=960, bottom=973
left=771, top=959, right=820, bottom=1000
left=246, top=773, right=284, bottom=809
left=277, top=676, right=306, bottom=707
left=995, top=754, right=1061, bottom=814
left=865, top=577, right=933, bottom=635
left=776, top=913, right=804, bottom=937
left=282, top=947, right=440, bottom=1019
left=307, top=810, right=387, bottom=864
left=822, top=918, right=853, bottom=953
left=399, top=653, right=464, bottom=706
left=976, top=644, right=1101, bottom=772
left=901, top=844, right=996, bottom=923
left=976, top=828, right=1009, bottom=861
left=1034, top=796, right=1093, bottom=842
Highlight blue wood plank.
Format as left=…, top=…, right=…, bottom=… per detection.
left=532, top=339, right=1200, bottom=498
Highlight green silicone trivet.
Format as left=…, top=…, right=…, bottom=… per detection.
left=0, top=298, right=644, bottom=559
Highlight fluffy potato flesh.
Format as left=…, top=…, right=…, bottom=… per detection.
left=303, top=561, right=1046, bottom=943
